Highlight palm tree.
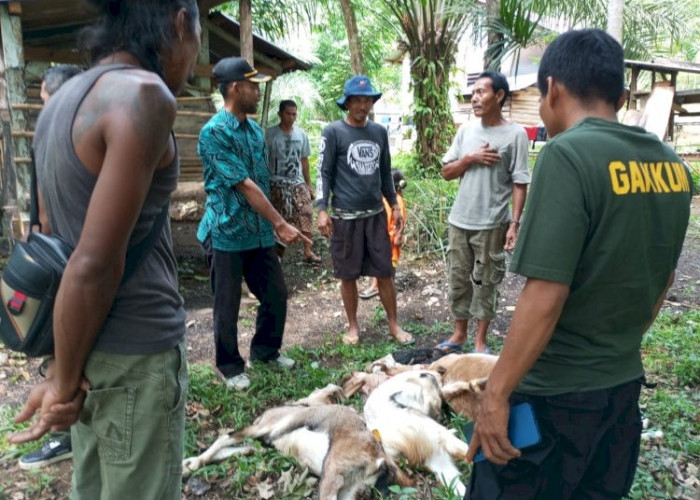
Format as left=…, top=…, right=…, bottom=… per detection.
left=474, top=0, right=696, bottom=72
left=339, top=0, right=366, bottom=75
left=381, top=0, right=474, bottom=173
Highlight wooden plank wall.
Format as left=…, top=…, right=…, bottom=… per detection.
left=4, top=78, right=216, bottom=184
left=508, top=86, right=541, bottom=126
left=174, top=96, right=216, bottom=183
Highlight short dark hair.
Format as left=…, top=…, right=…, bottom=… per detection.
left=218, top=81, right=230, bottom=97
left=42, top=65, right=83, bottom=96
left=537, top=29, right=624, bottom=106
left=80, top=0, right=199, bottom=78
left=279, top=100, right=297, bottom=113
left=477, top=70, right=510, bottom=108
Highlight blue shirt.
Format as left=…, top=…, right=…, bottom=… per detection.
left=197, top=109, right=275, bottom=252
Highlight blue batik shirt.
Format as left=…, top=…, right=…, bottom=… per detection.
left=197, top=109, right=276, bottom=252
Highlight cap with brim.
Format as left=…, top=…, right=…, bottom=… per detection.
left=337, top=75, right=382, bottom=110
left=213, top=57, right=272, bottom=84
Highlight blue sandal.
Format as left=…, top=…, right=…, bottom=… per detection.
left=433, top=340, right=465, bottom=355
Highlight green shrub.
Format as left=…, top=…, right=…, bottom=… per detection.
left=687, top=161, right=699, bottom=194
left=402, top=174, right=457, bottom=261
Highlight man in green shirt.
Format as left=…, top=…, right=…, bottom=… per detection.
left=466, top=29, right=692, bottom=499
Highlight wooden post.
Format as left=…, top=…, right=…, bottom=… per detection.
left=629, top=67, right=639, bottom=110
left=194, top=19, right=210, bottom=96
left=0, top=3, right=29, bottom=246
left=260, top=80, right=272, bottom=130
left=239, top=0, right=253, bottom=65
left=668, top=71, right=678, bottom=141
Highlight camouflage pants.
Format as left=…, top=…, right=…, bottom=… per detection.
left=447, top=224, right=507, bottom=321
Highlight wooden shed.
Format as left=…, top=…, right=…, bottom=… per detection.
left=0, top=1, right=310, bottom=241
left=623, top=59, right=700, bottom=141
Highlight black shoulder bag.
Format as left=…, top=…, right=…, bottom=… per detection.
left=0, top=154, right=169, bottom=357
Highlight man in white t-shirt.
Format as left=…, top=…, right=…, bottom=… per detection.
left=436, top=70, right=531, bottom=355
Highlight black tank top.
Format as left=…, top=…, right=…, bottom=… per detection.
left=33, top=63, right=185, bottom=354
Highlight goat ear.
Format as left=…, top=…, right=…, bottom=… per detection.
left=330, top=384, right=348, bottom=402
left=471, top=377, right=488, bottom=392
left=341, top=373, right=364, bottom=398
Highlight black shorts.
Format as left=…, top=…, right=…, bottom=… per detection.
left=467, top=378, right=643, bottom=500
left=330, top=211, right=393, bottom=280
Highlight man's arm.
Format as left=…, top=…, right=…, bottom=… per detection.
left=644, top=271, right=675, bottom=332
left=442, top=142, right=501, bottom=181
left=466, top=278, right=569, bottom=464
left=236, top=178, right=309, bottom=246
left=300, top=130, right=313, bottom=195
left=377, top=129, right=403, bottom=233
left=504, top=183, right=528, bottom=251
left=301, top=157, right=312, bottom=195
left=11, top=73, right=176, bottom=443
left=317, top=129, right=335, bottom=238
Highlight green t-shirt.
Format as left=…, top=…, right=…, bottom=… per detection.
left=511, top=118, right=692, bottom=396
left=197, top=110, right=275, bottom=252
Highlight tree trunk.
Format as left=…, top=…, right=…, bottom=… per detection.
left=239, top=0, right=253, bottom=64
left=484, top=0, right=503, bottom=70
left=411, top=54, right=455, bottom=173
left=338, top=0, right=365, bottom=75
left=607, top=0, right=624, bottom=43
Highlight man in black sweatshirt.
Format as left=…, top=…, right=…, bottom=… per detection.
left=316, top=75, right=413, bottom=346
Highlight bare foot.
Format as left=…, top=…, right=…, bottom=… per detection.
left=342, top=335, right=359, bottom=346
left=389, top=328, right=414, bottom=345
left=341, top=326, right=360, bottom=346
left=303, top=253, right=322, bottom=264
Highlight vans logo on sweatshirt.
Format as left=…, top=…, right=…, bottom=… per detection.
left=347, top=140, right=380, bottom=176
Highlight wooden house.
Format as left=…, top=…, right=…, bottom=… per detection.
left=0, top=1, right=310, bottom=242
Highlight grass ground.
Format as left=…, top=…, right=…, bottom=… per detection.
left=2, top=309, right=696, bottom=499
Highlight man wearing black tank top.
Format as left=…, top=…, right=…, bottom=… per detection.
left=9, top=2, right=201, bottom=499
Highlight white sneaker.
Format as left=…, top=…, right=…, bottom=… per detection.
left=275, top=354, right=295, bottom=369
left=225, top=373, right=250, bottom=390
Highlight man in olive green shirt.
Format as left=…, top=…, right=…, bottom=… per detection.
left=466, top=29, right=692, bottom=500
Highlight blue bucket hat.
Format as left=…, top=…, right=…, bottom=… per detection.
left=336, top=75, right=382, bottom=110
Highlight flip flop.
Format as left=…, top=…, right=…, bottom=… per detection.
left=390, top=331, right=415, bottom=345
left=359, top=289, right=379, bottom=300
left=434, top=340, right=465, bottom=355
left=341, top=334, right=360, bottom=346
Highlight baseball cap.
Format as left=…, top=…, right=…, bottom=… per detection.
left=336, top=75, right=382, bottom=110
left=212, top=57, right=272, bottom=83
